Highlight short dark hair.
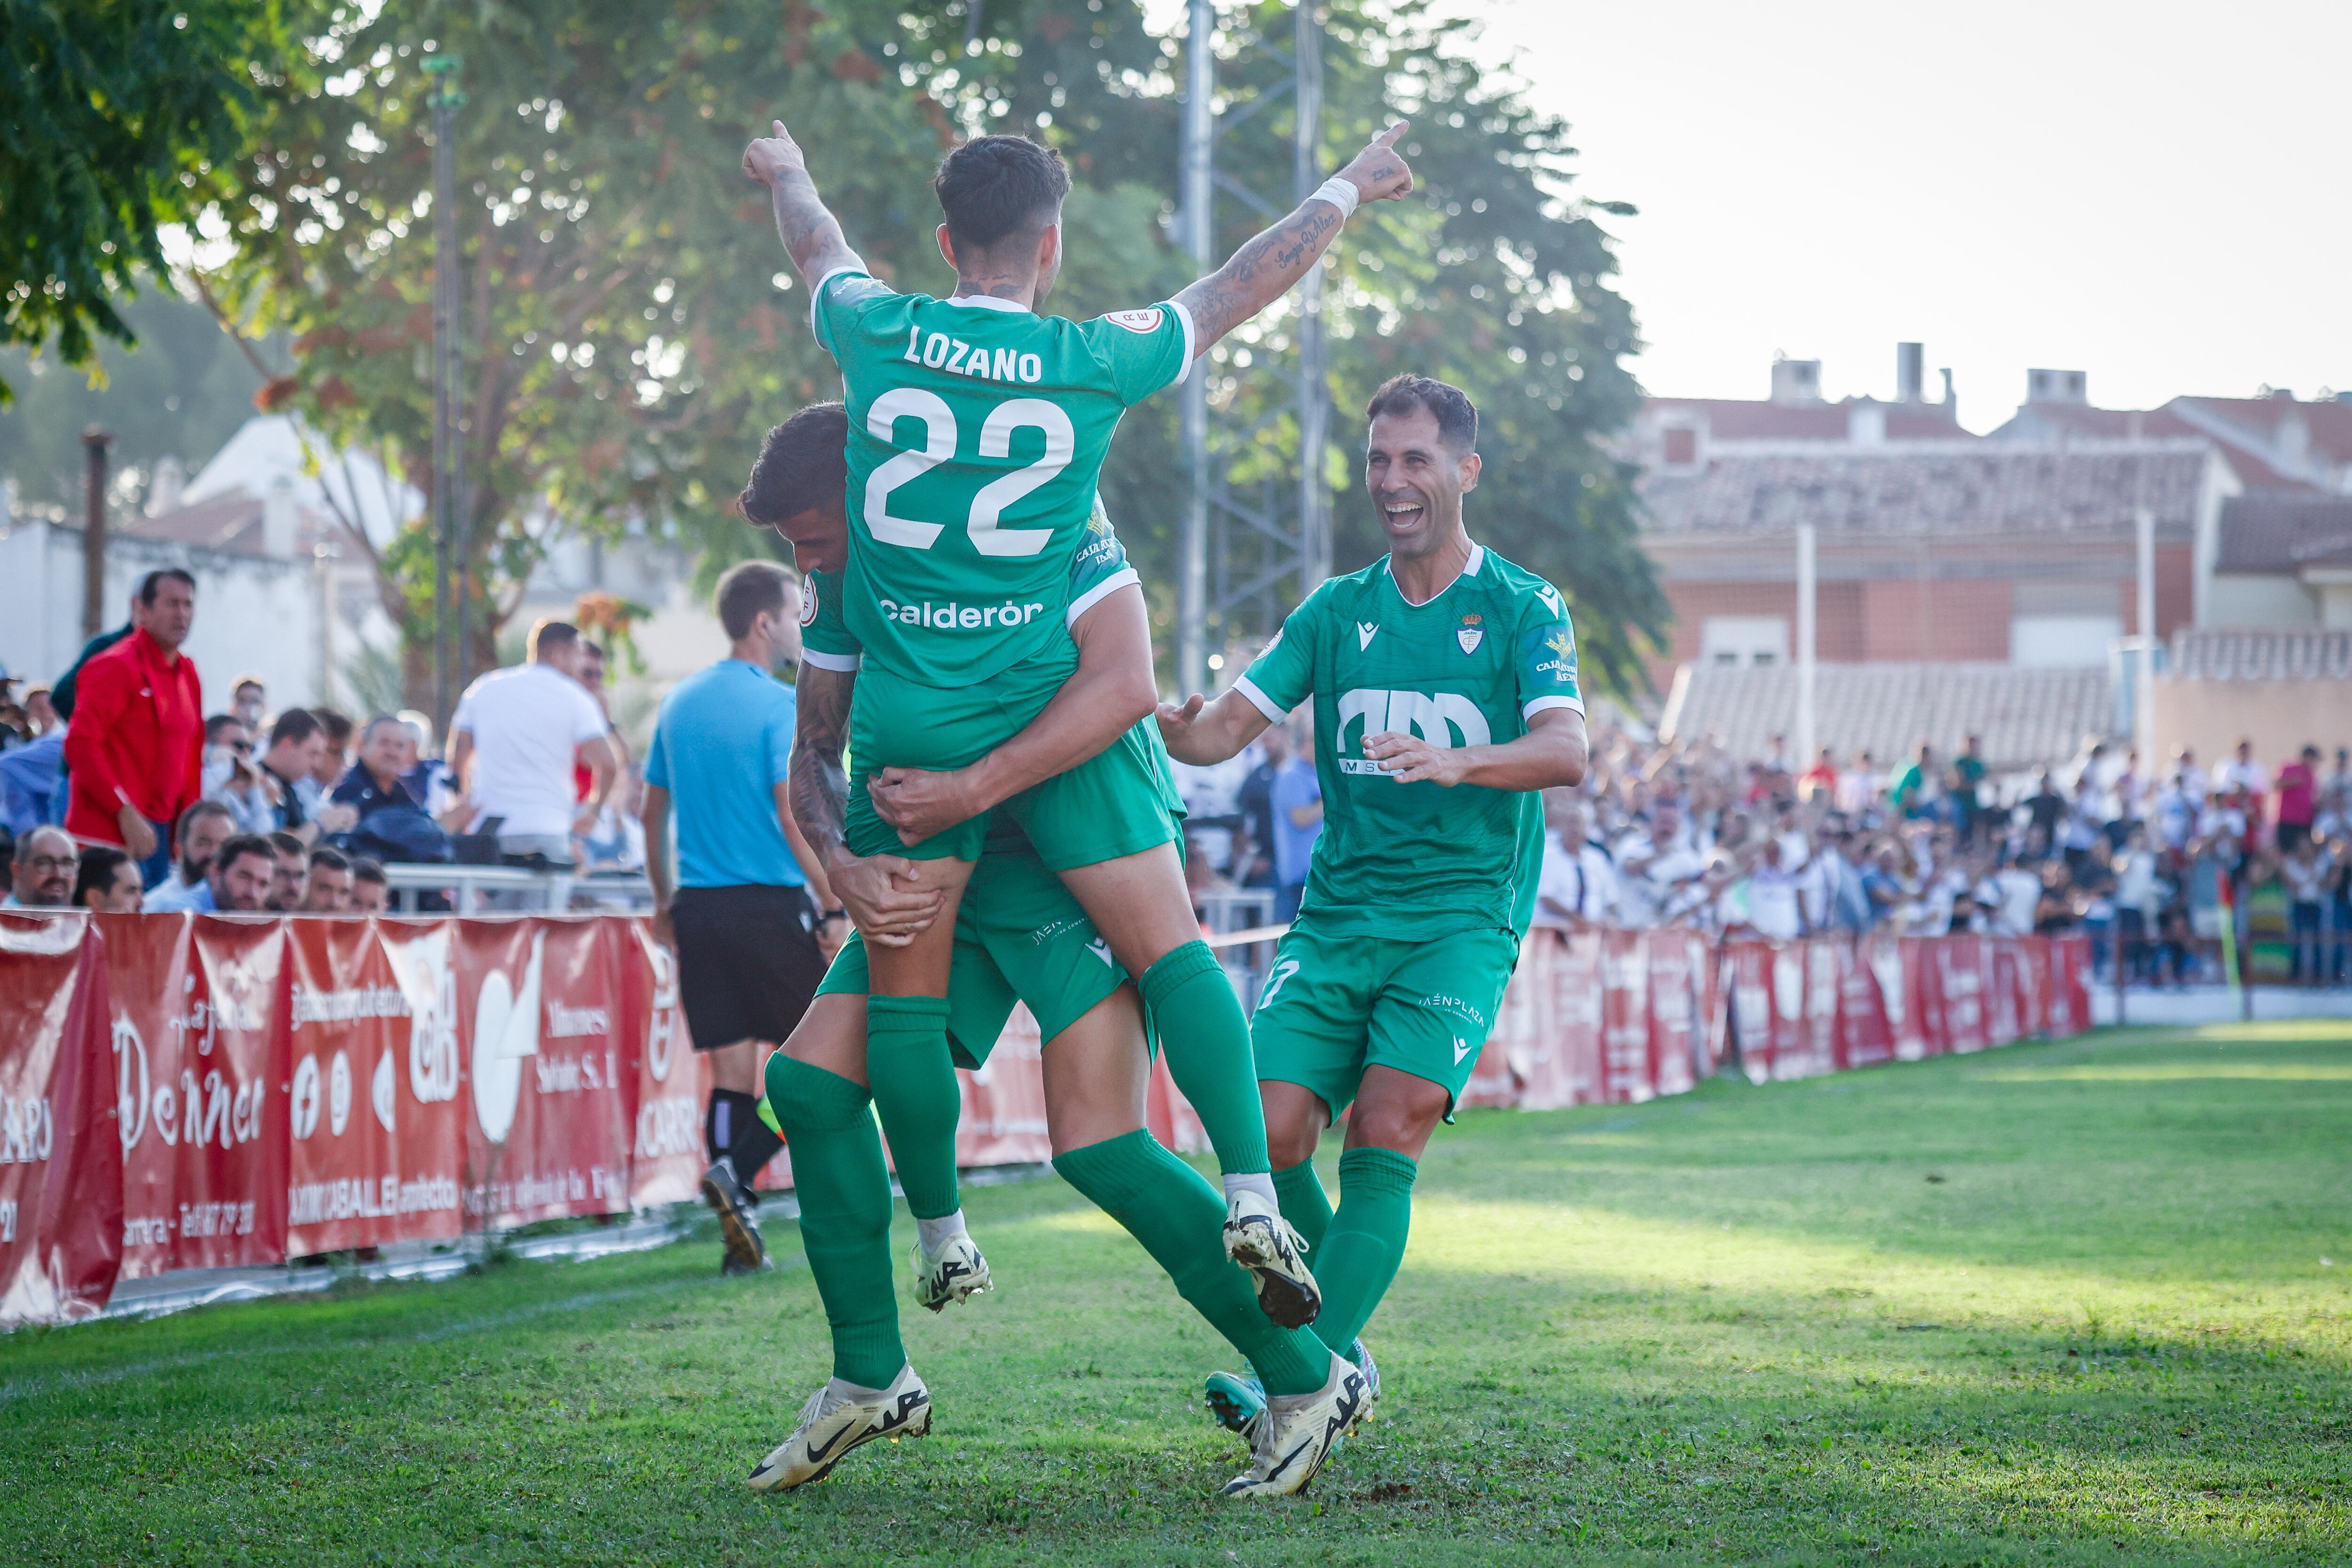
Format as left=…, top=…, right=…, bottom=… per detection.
left=308, top=846, right=351, bottom=874
left=716, top=560, right=796, bottom=640
left=267, top=830, right=305, bottom=860
left=934, top=135, right=1071, bottom=254
left=205, top=713, right=245, bottom=744
left=350, top=857, right=388, bottom=887
left=267, top=708, right=321, bottom=749
left=139, top=567, right=196, bottom=606
left=1364, top=374, right=1478, bottom=453
left=177, top=799, right=234, bottom=836
left=74, top=845, right=132, bottom=906
left=311, top=707, right=354, bottom=747
left=214, top=834, right=276, bottom=877
left=740, top=402, right=849, bottom=530
left=528, top=620, right=581, bottom=661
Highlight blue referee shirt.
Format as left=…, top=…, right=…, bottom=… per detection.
left=644, top=660, right=806, bottom=889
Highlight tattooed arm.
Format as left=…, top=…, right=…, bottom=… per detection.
left=741, top=119, right=865, bottom=284
left=789, top=664, right=942, bottom=946
left=1174, top=122, right=1415, bottom=352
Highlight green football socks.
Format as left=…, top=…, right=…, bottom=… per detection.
left=763, top=1055, right=905, bottom=1391
left=1271, top=1159, right=1336, bottom=1258
left=1311, top=1146, right=1419, bottom=1354
left=1054, top=1130, right=1328, bottom=1398
left=1138, top=942, right=1271, bottom=1177
left=863, top=994, right=961, bottom=1220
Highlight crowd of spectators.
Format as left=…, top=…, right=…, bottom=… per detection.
left=0, top=578, right=642, bottom=913
left=1171, top=710, right=2352, bottom=989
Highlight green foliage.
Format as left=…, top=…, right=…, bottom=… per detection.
left=0, top=288, right=275, bottom=509
left=210, top=0, right=1662, bottom=695
left=1, top=1021, right=2346, bottom=1565
left=0, top=0, right=283, bottom=405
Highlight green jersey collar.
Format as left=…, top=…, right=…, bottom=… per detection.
left=1383, top=540, right=1486, bottom=607
left=943, top=292, right=1033, bottom=316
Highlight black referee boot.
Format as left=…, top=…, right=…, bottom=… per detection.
left=702, top=1156, right=770, bottom=1275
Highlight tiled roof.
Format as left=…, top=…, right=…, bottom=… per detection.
left=1643, top=397, right=1974, bottom=442
left=2168, top=629, right=2352, bottom=682
left=2215, top=495, right=2352, bottom=573
left=1990, top=401, right=2320, bottom=493
left=1637, top=443, right=2209, bottom=538
left=1658, top=662, right=2115, bottom=772
left=117, top=488, right=363, bottom=559
left=2176, top=395, right=2352, bottom=465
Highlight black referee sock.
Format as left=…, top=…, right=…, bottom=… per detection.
left=729, top=1107, right=786, bottom=1187
left=707, top=1090, right=761, bottom=1168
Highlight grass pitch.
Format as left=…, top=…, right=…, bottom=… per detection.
left=3, top=1021, right=2348, bottom=1567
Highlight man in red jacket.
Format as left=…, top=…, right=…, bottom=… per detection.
left=63, top=568, right=204, bottom=888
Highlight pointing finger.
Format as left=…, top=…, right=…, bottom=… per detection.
left=1376, top=120, right=1409, bottom=147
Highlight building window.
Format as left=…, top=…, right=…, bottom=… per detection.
left=1700, top=615, right=1789, bottom=668
left=1662, top=426, right=1697, bottom=467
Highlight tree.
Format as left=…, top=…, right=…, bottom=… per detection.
left=0, top=0, right=286, bottom=405
left=207, top=0, right=1181, bottom=704
left=211, top=0, right=1664, bottom=700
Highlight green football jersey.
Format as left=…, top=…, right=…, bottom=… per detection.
left=1235, top=542, right=1584, bottom=942
left=798, top=493, right=1146, bottom=859
left=810, top=269, right=1192, bottom=686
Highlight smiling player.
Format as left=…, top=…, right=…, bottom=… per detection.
left=1158, top=375, right=1589, bottom=1433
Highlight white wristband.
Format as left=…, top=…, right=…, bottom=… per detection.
left=1311, top=175, right=1360, bottom=220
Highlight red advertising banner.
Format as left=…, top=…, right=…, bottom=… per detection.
left=282, top=919, right=465, bottom=1255
left=959, top=1005, right=1053, bottom=1168
left=457, top=920, right=635, bottom=1228
left=614, top=915, right=711, bottom=1208
left=1720, top=940, right=1773, bottom=1085
left=2051, top=934, right=2092, bottom=1035
left=0, top=915, right=121, bottom=1327
left=1836, top=937, right=1897, bottom=1070
left=1893, top=938, right=1944, bottom=1060
left=103, top=914, right=289, bottom=1275
left=1599, top=929, right=1653, bottom=1102
left=1645, top=930, right=1706, bottom=1099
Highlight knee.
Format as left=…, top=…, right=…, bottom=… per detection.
left=1266, top=1118, right=1322, bottom=1171
left=1344, top=1077, right=1449, bottom=1156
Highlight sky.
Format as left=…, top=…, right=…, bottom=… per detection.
left=1152, top=0, right=2352, bottom=431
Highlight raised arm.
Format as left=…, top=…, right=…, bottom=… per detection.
left=1157, top=687, right=1276, bottom=768
left=867, top=585, right=1158, bottom=844
left=788, top=663, right=939, bottom=946
left=1174, top=122, right=1415, bottom=353
left=741, top=120, right=864, bottom=285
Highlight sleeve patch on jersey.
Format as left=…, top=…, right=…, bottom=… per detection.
left=1102, top=307, right=1164, bottom=334
left=799, top=579, right=819, bottom=627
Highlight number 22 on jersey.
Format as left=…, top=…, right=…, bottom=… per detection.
left=864, top=388, right=1073, bottom=558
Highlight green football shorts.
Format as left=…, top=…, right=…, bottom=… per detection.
left=817, top=845, right=1131, bottom=1069
left=1249, top=923, right=1522, bottom=1121
left=847, top=660, right=1182, bottom=870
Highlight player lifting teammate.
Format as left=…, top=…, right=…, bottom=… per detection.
left=1158, top=375, right=1589, bottom=1434
left=735, top=405, right=1353, bottom=1496
left=739, top=119, right=1413, bottom=1337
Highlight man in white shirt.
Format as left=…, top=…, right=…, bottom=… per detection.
left=2217, top=738, right=2269, bottom=799
left=447, top=620, right=619, bottom=865
left=1535, top=793, right=1617, bottom=928
left=1614, top=803, right=1708, bottom=927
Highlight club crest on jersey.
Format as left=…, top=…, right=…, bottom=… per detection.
left=1357, top=621, right=1378, bottom=650
left=1455, top=613, right=1483, bottom=654
left=1102, top=308, right=1163, bottom=334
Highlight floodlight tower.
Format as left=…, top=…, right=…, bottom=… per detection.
left=1174, top=0, right=1333, bottom=699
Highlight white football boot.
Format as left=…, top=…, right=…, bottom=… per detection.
left=746, top=1364, right=932, bottom=1491
left=911, top=1231, right=993, bottom=1312
left=1220, top=1351, right=1368, bottom=1498
left=1223, top=1190, right=1321, bottom=1328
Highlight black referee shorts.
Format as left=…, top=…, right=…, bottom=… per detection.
left=671, top=883, right=825, bottom=1051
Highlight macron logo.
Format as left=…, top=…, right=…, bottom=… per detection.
left=1453, top=1036, right=1474, bottom=1065
left=1357, top=622, right=1378, bottom=650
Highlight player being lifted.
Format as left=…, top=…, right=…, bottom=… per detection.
left=739, top=119, right=1412, bottom=1331
left=737, top=404, right=1359, bottom=1498
left=1157, top=376, right=1589, bottom=1431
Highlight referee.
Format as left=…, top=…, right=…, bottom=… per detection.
left=644, top=559, right=842, bottom=1274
